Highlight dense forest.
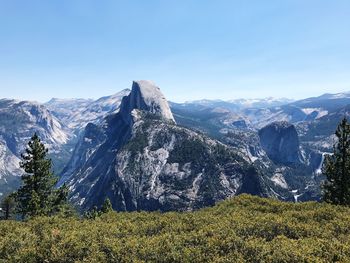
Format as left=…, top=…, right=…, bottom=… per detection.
left=1, top=194, right=350, bottom=262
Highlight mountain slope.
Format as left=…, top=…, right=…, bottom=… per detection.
left=244, top=92, right=350, bottom=129
left=170, top=102, right=251, bottom=138
left=223, top=124, right=323, bottom=203
left=45, top=89, right=130, bottom=131
left=63, top=81, right=269, bottom=211
left=179, top=92, right=350, bottom=132
left=0, top=99, right=70, bottom=198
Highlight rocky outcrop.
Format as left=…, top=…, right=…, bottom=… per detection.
left=119, top=81, right=175, bottom=124
left=258, top=121, right=303, bottom=165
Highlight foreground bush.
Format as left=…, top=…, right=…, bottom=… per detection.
left=1, top=194, right=350, bottom=262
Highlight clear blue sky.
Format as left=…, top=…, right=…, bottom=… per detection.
left=0, top=0, right=349, bottom=102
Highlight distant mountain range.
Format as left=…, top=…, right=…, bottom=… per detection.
left=184, top=97, right=294, bottom=111
left=1, top=84, right=350, bottom=210
left=45, top=89, right=130, bottom=131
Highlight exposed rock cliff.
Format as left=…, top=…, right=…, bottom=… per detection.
left=258, top=121, right=303, bottom=165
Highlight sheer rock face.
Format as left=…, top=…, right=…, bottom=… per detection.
left=119, top=80, right=175, bottom=124
left=258, top=121, right=303, bottom=165
left=62, top=81, right=266, bottom=211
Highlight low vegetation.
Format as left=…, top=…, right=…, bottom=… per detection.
left=1, top=194, right=350, bottom=262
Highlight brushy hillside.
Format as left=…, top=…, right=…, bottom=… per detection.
left=1, top=194, right=350, bottom=262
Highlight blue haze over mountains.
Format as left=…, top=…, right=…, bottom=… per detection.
left=0, top=81, right=349, bottom=210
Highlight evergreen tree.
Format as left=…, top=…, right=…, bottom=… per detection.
left=0, top=194, right=16, bottom=220
left=84, top=206, right=100, bottom=220
left=15, top=133, right=69, bottom=218
left=49, top=183, right=77, bottom=217
left=101, top=198, right=113, bottom=213
left=84, top=199, right=113, bottom=219
left=323, top=118, right=350, bottom=205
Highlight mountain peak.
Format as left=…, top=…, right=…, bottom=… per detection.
left=120, top=80, right=175, bottom=122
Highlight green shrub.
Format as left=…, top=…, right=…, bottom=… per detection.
left=1, top=194, right=350, bottom=262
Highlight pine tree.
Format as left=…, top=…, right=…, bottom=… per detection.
left=84, top=199, right=113, bottom=219
left=0, top=194, right=16, bottom=220
left=51, top=183, right=69, bottom=212
left=101, top=198, right=113, bottom=213
left=84, top=206, right=100, bottom=219
left=15, top=133, right=69, bottom=218
left=323, top=118, right=350, bottom=205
